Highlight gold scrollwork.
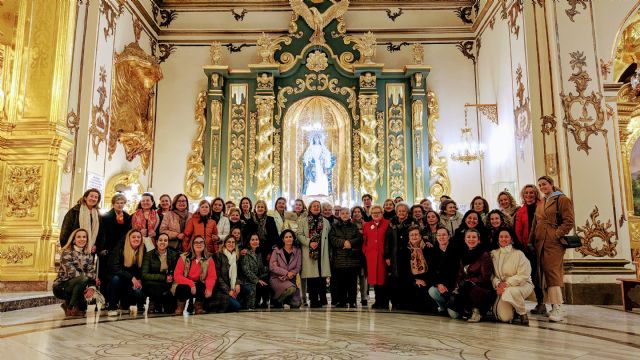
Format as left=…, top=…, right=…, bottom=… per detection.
left=412, top=44, right=425, bottom=65
left=575, top=206, right=618, bottom=258
left=89, top=66, right=109, bottom=158
left=541, top=115, right=557, bottom=135
left=257, top=33, right=292, bottom=64
left=560, top=51, right=606, bottom=154
left=273, top=128, right=282, bottom=196
left=227, top=85, right=248, bottom=203
left=386, top=84, right=406, bottom=199
left=565, top=0, right=588, bottom=22
left=210, top=99, right=223, bottom=196
left=99, top=0, right=124, bottom=41
left=4, top=165, right=41, bottom=218
left=288, top=13, right=304, bottom=39
left=359, top=95, right=379, bottom=200
left=514, top=64, right=531, bottom=141
left=306, top=50, right=329, bottom=73
left=376, top=111, right=385, bottom=186
left=0, top=245, right=33, bottom=264
left=210, top=41, right=223, bottom=65
left=499, top=0, right=522, bottom=38
left=427, top=90, right=451, bottom=198
left=275, top=73, right=357, bottom=126
left=412, top=99, right=425, bottom=200
left=105, top=166, right=144, bottom=213
left=359, top=73, right=376, bottom=89
left=185, top=91, right=206, bottom=200
left=343, top=31, right=377, bottom=64
left=109, top=40, right=163, bottom=172
left=249, top=112, right=257, bottom=186
left=257, top=73, right=274, bottom=91
left=255, top=97, right=276, bottom=200
left=352, top=128, right=361, bottom=192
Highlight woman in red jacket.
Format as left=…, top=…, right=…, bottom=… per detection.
left=513, top=184, right=544, bottom=315
left=184, top=200, right=218, bottom=254
left=362, top=204, right=390, bottom=309
left=173, top=236, right=217, bottom=315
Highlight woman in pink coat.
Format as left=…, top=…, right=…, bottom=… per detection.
left=362, top=204, right=390, bottom=309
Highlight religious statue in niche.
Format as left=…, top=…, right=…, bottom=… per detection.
left=302, top=132, right=335, bottom=196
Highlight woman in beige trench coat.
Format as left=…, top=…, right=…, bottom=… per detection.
left=529, top=175, right=574, bottom=322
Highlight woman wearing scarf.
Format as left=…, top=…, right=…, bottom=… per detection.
left=211, top=197, right=229, bottom=245
left=447, top=228, right=494, bottom=322
left=422, top=210, right=441, bottom=246
left=529, top=175, right=574, bottom=322
left=329, top=207, right=362, bottom=308
left=184, top=199, right=218, bottom=253
left=270, top=197, right=289, bottom=235
left=210, top=235, right=243, bottom=312
left=159, top=194, right=191, bottom=250
left=244, top=200, right=279, bottom=262
left=60, top=188, right=101, bottom=251
left=491, top=227, right=533, bottom=325
left=131, top=193, right=160, bottom=251
left=384, top=202, right=418, bottom=310
left=515, top=184, right=545, bottom=315
left=97, top=193, right=131, bottom=284
left=382, top=199, right=396, bottom=220
left=297, top=200, right=331, bottom=308
left=439, top=199, right=463, bottom=235
left=497, top=191, right=520, bottom=221
left=397, top=225, right=431, bottom=312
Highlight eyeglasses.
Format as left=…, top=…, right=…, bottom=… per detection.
left=177, top=200, right=187, bottom=203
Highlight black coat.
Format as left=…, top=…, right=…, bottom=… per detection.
left=60, top=204, right=101, bottom=247
left=384, top=217, right=417, bottom=278
left=97, top=209, right=132, bottom=255
left=243, top=216, right=279, bottom=256
left=328, top=220, right=362, bottom=269
left=106, top=242, right=142, bottom=283
left=426, top=245, right=460, bottom=290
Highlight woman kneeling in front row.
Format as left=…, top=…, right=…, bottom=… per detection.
left=142, top=233, right=178, bottom=314
left=491, top=227, right=533, bottom=325
left=270, top=229, right=302, bottom=308
left=173, top=236, right=217, bottom=315
left=106, top=229, right=146, bottom=316
left=211, top=235, right=245, bottom=312
left=53, top=228, right=99, bottom=316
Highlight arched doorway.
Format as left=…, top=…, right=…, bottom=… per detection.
left=281, top=96, right=352, bottom=206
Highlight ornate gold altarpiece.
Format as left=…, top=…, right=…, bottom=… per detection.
left=187, top=0, right=449, bottom=206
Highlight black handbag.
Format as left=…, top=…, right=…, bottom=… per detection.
left=555, top=196, right=581, bottom=249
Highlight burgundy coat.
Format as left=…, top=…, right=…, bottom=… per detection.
left=362, top=218, right=389, bottom=285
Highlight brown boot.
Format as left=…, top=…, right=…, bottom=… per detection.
left=66, top=306, right=85, bottom=317
left=175, top=300, right=186, bottom=315
left=194, top=301, right=205, bottom=315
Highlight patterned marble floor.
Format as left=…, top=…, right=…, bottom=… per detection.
left=0, top=302, right=639, bottom=359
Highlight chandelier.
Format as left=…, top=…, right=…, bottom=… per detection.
left=450, top=104, right=488, bottom=164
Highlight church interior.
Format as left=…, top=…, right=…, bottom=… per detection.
left=1, top=0, right=640, bottom=358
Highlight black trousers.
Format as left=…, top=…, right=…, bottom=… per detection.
left=333, top=267, right=358, bottom=305
left=175, top=282, right=206, bottom=302
left=524, top=246, right=544, bottom=303
left=144, top=281, right=175, bottom=313
left=307, top=277, right=327, bottom=306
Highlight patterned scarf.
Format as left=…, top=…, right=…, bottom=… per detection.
left=174, top=209, right=190, bottom=232
left=307, top=214, right=323, bottom=259
left=252, top=212, right=268, bottom=242
left=79, top=204, right=99, bottom=252
left=132, top=209, right=159, bottom=234
left=409, top=240, right=427, bottom=275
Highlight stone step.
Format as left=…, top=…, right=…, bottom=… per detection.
left=0, top=292, right=60, bottom=312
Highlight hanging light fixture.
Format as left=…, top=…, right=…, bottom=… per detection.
left=450, top=104, right=486, bottom=164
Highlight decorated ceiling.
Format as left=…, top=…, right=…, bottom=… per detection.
left=154, top=0, right=475, bottom=8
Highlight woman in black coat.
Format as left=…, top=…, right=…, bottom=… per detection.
left=243, top=200, right=279, bottom=261
left=97, top=193, right=132, bottom=284
left=398, top=225, right=432, bottom=312
left=427, top=227, right=460, bottom=314
left=328, top=208, right=362, bottom=308
left=452, top=210, right=488, bottom=251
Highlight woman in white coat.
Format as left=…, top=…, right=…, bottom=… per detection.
left=296, top=200, right=331, bottom=308
left=491, top=227, right=534, bottom=325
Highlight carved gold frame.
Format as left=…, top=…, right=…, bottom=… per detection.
left=104, top=167, right=145, bottom=214
left=619, top=83, right=640, bottom=260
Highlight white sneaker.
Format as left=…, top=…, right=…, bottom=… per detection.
left=548, top=304, right=565, bottom=322
left=107, top=310, right=119, bottom=317
left=468, top=308, right=482, bottom=323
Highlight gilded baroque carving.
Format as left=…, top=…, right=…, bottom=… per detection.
left=275, top=73, right=357, bottom=126
left=209, top=99, right=223, bottom=196
left=456, top=41, right=476, bottom=64
left=105, top=167, right=144, bottom=213
left=184, top=91, right=206, bottom=200
left=344, top=32, right=377, bottom=64
left=427, top=91, right=450, bottom=198
left=415, top=73, right=424, bottom=88
left=352, top=128, right=361, bottom=192
left=358, top=95, right=379, bottom=200
left=211, top=74, right=222, bottom=88
left=257, top=73, right=274, bottom=91
left=359, top=73, right=376, bottom=89
left=514, top=64, right=531, bottom=141
left=412, top=99, right=425, bottom=199
left=306, top=50, right=328, bottom=72
left=560, top=51, right=606, bottom=154
left=545, top=153, right=558, bottom=175
left=249, top=112, right=257, bottom=186
left=133, top=17, right=143, bottom=43
left=565, top=0, right=588, bottom=22
left=412, top=44, right=424, bottom=65
left=63, top=150, right=74, bottom=174
left=257, top=33, right=292, bottom=64
left=228, top=86, right=248, bottom=203
left=255, top=96, right=276, bottom=200
left=575, top=206, right=618, bottom=258
left=387, top=86, right=406, bottom=199
left=109, top=41, right=163, bottom=172
left=599, top=58, right=612, bottom=80
left=273, top=128, right=282, bottom=196
left=500, top=0, right=522, bottom=39
left=541, top=115, right=557, bottom=135
left=66, top=110, right=79, bottom=135
left=89, top=66, right=109, bottom=158
left=210, top=41, right=223, bottom=65
left=288, top=13, right=304, bottom=39
left=289, top=0, right=350, bottom=45
left=376, top=111, right=385, bottom=186
left=4, top=165, right=41, bottom=218
left=99, top=0, right=124, bottom=41
left=0, top=245, right=33, bottom=264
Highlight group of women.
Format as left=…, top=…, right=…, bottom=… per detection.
left=54, top=175, right=574, bottom=325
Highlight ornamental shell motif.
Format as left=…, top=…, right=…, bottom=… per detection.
left=306, top=51, right=328, bottom=72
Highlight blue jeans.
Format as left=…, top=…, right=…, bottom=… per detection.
left=228, top=296, right=241, bottom=312
left=428, top=286, right=449, bottom=311
left=107, top=275, right=146, bottom=310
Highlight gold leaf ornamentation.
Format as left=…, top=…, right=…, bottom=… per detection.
left=412, top=44, right=424, bottom=65
left=514, top=64, right=531, bottom=141
left=257, top=33, right=292, bottom=64
left=255, top=97, right=276, bottom=200
left=352, top=128, right=361, bottom=192
left=358, top=95, right=379, bottom=200
left=100, top=0, right=124, bottom=41
left=359, top=73, right=376, bottom=89
left=184, top=91, right=206, bottom=200
left=306, top=50, right=329, bottom=72
left=412, top=99, right=425, bottom=199
left=376, top=111, right=385, bottom=186
left=387, top=85, right=406, bottom=198
left=89, top=66, right=109, bottom=158
left=565, top=0, right=588, bottom=22
left=249, top=112, right=257, bottom=186
left=273, top=128, right=282, bottom=196
left=0, top=245, right=33, bottom=264
left=427, top=91, right=450, bottom=198
left=210, top=41, right=223, bottom=65
left=289, top=0, right=350, bottom=45
left=541, top=115, right=557, bottom=135
left=575, top=206, right=618, bottom=258
left=344, top=31, right=377, bottom=64
left=227, top=85, right=248, bottom=203
left=5, top=166, right=41, bottom=218
left=560, top=51, right=606, bottom=154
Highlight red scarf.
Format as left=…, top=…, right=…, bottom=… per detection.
left=132, top=209, right=159, bottom=233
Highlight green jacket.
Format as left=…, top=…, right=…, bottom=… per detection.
left=142, top=248, right=179, bottom=283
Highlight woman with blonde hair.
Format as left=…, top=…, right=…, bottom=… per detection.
left=53, top=229, right=99, bottom=316
left=60, top=188, right=101, bottom=251
left=106, top=229, right=146, bottom=316
left=497, top=191, right=520, bottom=220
